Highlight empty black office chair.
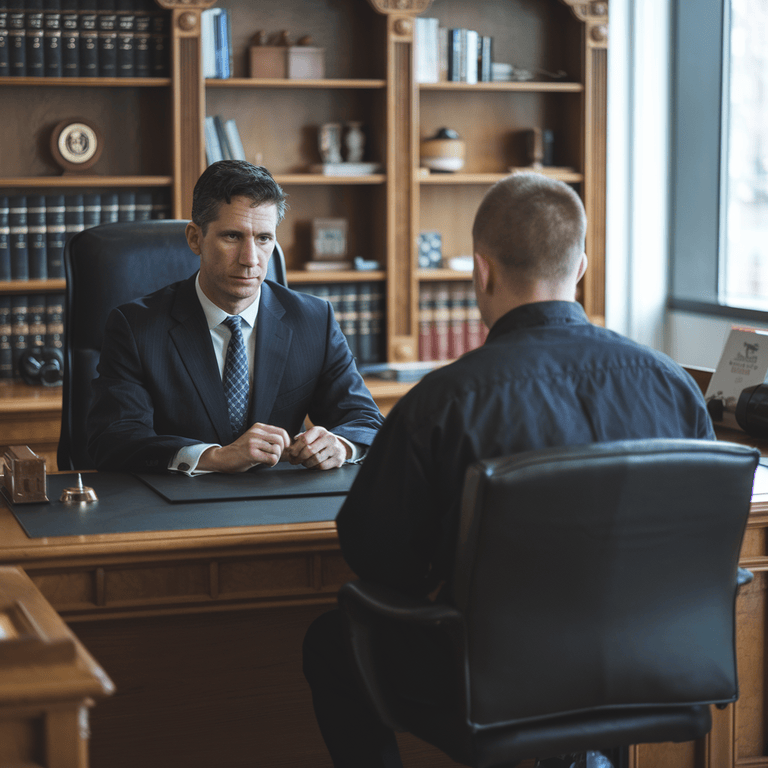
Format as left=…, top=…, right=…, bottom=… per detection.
left=57, top=219, right=287, bottom=471
left=339, top=439, right=759, bottom=768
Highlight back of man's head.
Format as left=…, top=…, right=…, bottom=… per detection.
left=472, top=172, right=586, bottom=282
left=191, top=160, right=287, bottom=233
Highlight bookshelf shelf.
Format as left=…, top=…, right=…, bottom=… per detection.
left=0, top=77, right=172, bottom=87
left=417, top=269, right=472, bottom=282
left=0, top=279, right=67, bottom=294
left=419, top=81, right=583, bottom=93
left=206, top=78, right=386, bottom=89
left=287, top=270, right=385, bottom=284
left=0, top=177, right=174, bottom=189
left=274, top=174, right=385, bottom=185
left=417, top=170, right=585, bottom=184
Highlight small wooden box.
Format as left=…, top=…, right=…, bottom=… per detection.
left=249, top=46, right=325, bottom=80
left=2, top=446, right=48, bottom=504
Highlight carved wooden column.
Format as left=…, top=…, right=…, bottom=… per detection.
left=367, top=0, right=431, bottom=363
left=157, top=0, right=214, bottom=219
left=563, top=0, right=608, bottom=325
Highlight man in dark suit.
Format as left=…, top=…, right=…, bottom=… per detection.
left=86, top=160, right=384, bottom=473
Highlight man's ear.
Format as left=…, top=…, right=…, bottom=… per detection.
left=185, top=221, right=202, bottom=256
left=474, top=252, right=492, bottom=293
left=576, top=252, right=588, bottom=283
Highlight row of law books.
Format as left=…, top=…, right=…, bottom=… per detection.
left=204, top=114, right=246, bottom=165
left=419, top=282, right=488, bottom=362
left=0, top=293, right=63, bottom=380
left=415, top=18, right=493, bottom=84
left=0, top=0, right=169, bottom=79
left=200, top=6, right=231, bottom=80
left=295, top=282, right=385, bottom=366
left=0, top=190, right=171, bottom=282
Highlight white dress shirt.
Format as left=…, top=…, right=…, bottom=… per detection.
left=169, top=275, right=359, bottom=474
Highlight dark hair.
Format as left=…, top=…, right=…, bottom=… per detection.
left=191, top=160, right=288, bottom=233
left=472, top=172, right=587, bottom=281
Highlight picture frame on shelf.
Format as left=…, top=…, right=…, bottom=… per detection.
left=311, top=218, right=348, bottom=261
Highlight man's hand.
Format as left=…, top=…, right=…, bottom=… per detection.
left=285, top=426, right=350, bottom=470
left=198, top=423, right=292, bottom=473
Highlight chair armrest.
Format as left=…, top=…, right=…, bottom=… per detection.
left=738, top=567, right=754, bottom=588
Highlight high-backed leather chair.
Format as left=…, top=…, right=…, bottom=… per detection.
left=57, top=220, right=287, bottom=471
left=339, top=438, right=759, bottom=768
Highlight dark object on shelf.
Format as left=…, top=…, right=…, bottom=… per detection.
left=18, top=346, right=64, bottom=387
left=50, top=119, right=103, bottom=174
left=736, top=384, right=768, bottom=437
left=420, top=128, right=465, bottom=173
left=524, top=127, right=555, bottom=168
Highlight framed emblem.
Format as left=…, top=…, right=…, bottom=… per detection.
left=51, top=119, right=103, bottom=173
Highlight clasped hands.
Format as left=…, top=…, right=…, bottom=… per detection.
left=199, top=423, right=350, bottom=473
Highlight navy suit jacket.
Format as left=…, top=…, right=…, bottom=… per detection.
left=86, top=274, right=384, bottom=472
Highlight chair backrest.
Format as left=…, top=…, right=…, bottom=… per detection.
left=453, top=438, right=758, bottom=730
left=57, top=219, right=287, bottom=470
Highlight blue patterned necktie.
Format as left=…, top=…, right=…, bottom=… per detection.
left=222, top=315, right=249, bottom=437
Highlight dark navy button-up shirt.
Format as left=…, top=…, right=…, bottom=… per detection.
left=337, top=301, right=716, bottom=595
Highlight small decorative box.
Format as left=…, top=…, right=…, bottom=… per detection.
left=418, top=231, right=443, bottom=269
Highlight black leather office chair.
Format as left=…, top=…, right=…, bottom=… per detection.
left=338, top=439, right=759, bottom=768
left=57, top=219, right=287, bottom=471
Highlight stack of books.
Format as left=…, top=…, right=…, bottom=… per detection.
left=204, top=115, right=246, bottom=165
left=415, top=18, right=493, bottom=84
left=200, top=6, right=231, bottom=79
left=294, top=281, right=385, bottom=365
left=418, top=282, right=488, bottom=361
left=0, top=0, right=169, bottom=79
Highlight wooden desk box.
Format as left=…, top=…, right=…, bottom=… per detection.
left=249, top=45, right=325, bottom=79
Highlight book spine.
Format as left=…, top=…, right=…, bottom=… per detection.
left=116, top=8, right=134, bottom=76
left=9, top=195, right=28, bottom=281
left=433, top=281, right=450, bottom=360
left=43, top=2, right=61, bottom=77
left=45, top=194, right=66, bottom=279
left=339, top=283, right=359, bottom=360
left=479, top=36, right=492, bottom=83
left=45, top=292, right=64, bottom=351
left=10, top=293, right=28, bottom=378
left=26, top=194, right=47, bottom=280
left=8, top=6, right=26, bottom=76
left=98, top=4, right=117, bottom=78
left=82, top=191, right=101, bottom=228
left=133, top=8, right=149, bottom=76
left=100, top=191, right=119, bottom=223
left=357, top=281, right=374, bottom=364
left=135, top=190, right=152, bottom=221
left=64, top=193, right=85, bottom=241
left=447, top=28, right=460, bottom=83
left=150, top=11, right=167, bottom=77
left=371, top=281, right=384, bottom=364
left=151, top=190, right=170, bottom=219
left=465, top=29, right=478, bottom=85
left=118, top=190, right=136, bottom=221
left=79, top=8, right=99, bottom=77
left=0, top=12, right=10, bottom=78
left=60, top=5, right=78, bottom=76
left=0, top=296, right=12, bottom=379
left=448, top=283, right=465, bottom=359
left=28, top=293, right=46, bottom=349
left=419, top=283, right=434, bottom=361
left=0, top=196, right=9, bottom=282
left=26, top=1, right=45, bottom=77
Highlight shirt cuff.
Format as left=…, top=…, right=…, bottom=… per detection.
left=169, top=443, right=221, bottom=476
left=336, top=435, right=366, bottom=464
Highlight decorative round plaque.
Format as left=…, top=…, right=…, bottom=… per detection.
left=50, top=119, right=103, bottom=173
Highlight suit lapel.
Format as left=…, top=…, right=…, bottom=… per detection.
left=169, top=275, right=233, bottom=443
left=250, top=282, right=292, bottom=425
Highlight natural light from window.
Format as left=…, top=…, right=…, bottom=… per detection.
left=721, top=0, right=768, bottom=310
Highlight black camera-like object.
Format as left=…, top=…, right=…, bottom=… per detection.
left=736, top=384, right=768, bottom=438
left=18, top=346, right=64, bottom=387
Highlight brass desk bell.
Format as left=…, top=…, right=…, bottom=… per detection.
left=59, top=474, right=98, bottom=504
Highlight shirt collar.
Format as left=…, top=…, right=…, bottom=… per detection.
left=487, top=301, right=590, bottom=341
left=195, top=273, right=261, bottom=330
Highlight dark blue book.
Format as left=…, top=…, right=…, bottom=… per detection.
left=10, top=293, right=28, bottom=377
left=0, top=196, right=9, bottom=282
left=0, top=296, right=12, bottom=379
left=118, top=190, right=136, bottom=221
left=116, top=8, right=134, bottom=76
left=44, top=194, right=66, bottom=279
left=27, top=293, right=46, bottom=349
left=60, top=0, right=79, bottom=76
left=339, top=283, right=360, bottom=361
left=26, top=0, right=45, bottom=77
left=9, top=195, right=28, bottom=281
left=8, top=0, right=26, bottom=77
left=0, top=12, right=10, bottom=78
left=26, top=194, right=47, bottom=280
left=97, top=0, right=117, bottom=78
left=448, top=29, right=462, bottom=82
left=357, top=281, right=374, bottom=364
left=100, top=191, right=118, bottom=223
left=133, top=9, right=149, bottom=76
left=79, top=3, right=98, bottom=77
left=82, top=191, right=101, bottom=228
left=151, top=189, right=170, bottom=219
left=135, top=190, right=152, bottom=221
left=45, top=292, right=64, bottom=351
left=479, top=36, right=492, bottom=83
left=64, top=193, right=84, bottom=242
left=43, top=0, right=62, bottom=77
left=150, top=11, right=167, bottom=77
left=371, top=281, right=384, bottom=363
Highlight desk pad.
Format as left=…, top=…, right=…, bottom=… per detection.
left=8, top=471, right=352, bottom=539
left=135, top=462, right=360, bottom=503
